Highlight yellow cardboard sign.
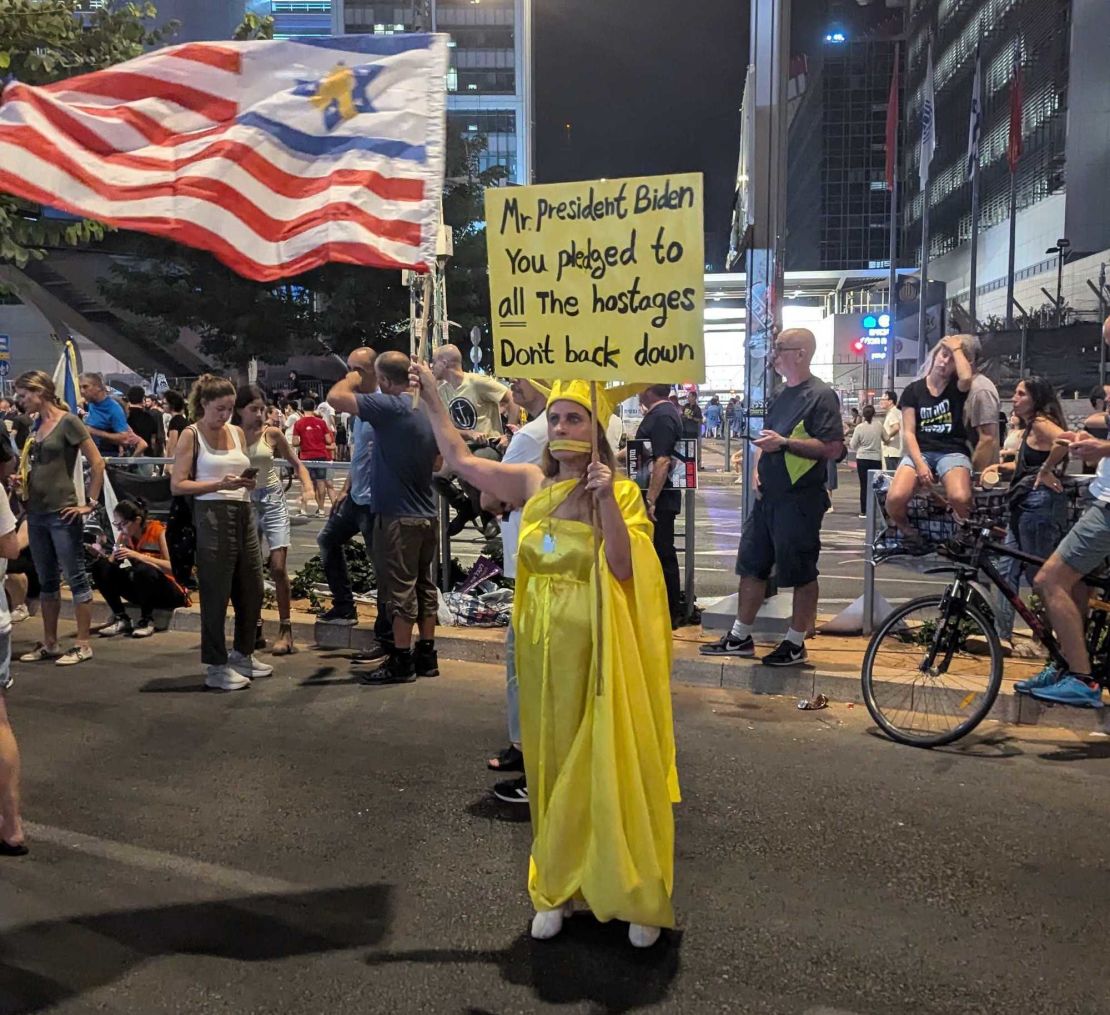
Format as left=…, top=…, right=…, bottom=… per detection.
left=484, top=173, right=705, bottom=383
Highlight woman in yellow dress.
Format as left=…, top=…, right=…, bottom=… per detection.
left=410, top=365, right=680, bottom=948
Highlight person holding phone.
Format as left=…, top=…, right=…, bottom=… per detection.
left=171, top=375, right=270, bottom=691
left=91, top=497, right=189, bottom=639
left=234, top=384, right=313, bottom=655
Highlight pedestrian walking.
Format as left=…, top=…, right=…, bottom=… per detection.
left=0, top=474, right=25, bottom=856
left=635, top=384, right=684, bottom=626
left=14, top=370, right=105, bottom=667
left=170, top=374, right=270, bottom=692
left=700, top=329, right=845, bottom=667
left=681, top=389, right=703, bottom=438
left=291, top=397, right=335, bottom=516
left=880, top=389, right=902, bottom=472
left=848, top=404, right=884, bottom=517
left=704, top=395, right=722, bottom=438
left=235, top=385, right=314, bottom=655
left=327, top=352, right=439, bottom=684
left=91, top=497, right=189, bottom=639
left=411, top=363, right=679, bottom=949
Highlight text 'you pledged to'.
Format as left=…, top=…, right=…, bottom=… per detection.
left=484, top=173, right=706, bottom=384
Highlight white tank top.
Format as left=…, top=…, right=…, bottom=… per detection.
left=193, top=424, right=250, bottom=502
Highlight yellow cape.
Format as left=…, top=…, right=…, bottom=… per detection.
left=514, top=477, right=680, bottom=928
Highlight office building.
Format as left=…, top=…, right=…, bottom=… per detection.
left=903, top=0, right=1110, bottom=317
left=785, top=12, right=900, bottom=271
left=249, top=2, right=334, bottom=39
left=332, top=0, right=533, bottom=184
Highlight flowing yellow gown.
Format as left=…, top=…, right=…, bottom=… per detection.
left=514, top=476, right=681, bottom=928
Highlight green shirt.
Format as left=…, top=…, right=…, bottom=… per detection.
left=27, top=414, right=89, bottom=514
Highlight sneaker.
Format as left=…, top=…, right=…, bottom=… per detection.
left=55, top=646, right=92, bottom=667
left=131, top=618, right=156, bottom=639
left=9, top=604, right=29, bottom=624
left=1030, top=674, right=1104, bottom=708
left=205, top=665, right=250, bottom=691
left=761, top=639, right=808, bottom=667
left=414, top=642, right=439, bottom=678
left=228, top=651, right=273, bottom=678
left=98, top=615, right=132, bottom=638
left=1014, top=662, right=1060, bottom=694
left=317, top=606, right=358, bottom=626
left=19, top=643, right=63, bottom=663
left=353, top=641, right=392, bottom=663
left=699, top=632, right=755, bottom=657
left=359, top=651, right=416, bottom=684
left=493, top=775, right=528, bottom=804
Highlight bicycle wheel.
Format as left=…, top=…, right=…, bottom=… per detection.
left=861, top=594, right=1003, bottom=748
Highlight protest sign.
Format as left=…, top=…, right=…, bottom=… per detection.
left=485, top=173, right=705, bottom=383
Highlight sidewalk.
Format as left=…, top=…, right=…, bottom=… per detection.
left=56, top=593, right=1109, bottom=736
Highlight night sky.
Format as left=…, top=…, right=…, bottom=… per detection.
left=533, top=0, right=839, bottom=270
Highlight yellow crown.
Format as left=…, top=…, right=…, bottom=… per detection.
left=545, top=380, right=641, bottom=422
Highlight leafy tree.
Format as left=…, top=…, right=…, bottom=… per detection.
left=441, top=132, right=508, bottom=354
left=0, top=1, right=177, bottom=266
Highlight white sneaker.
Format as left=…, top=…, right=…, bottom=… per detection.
left=629, top=924, right=661, bottom=948
left=205, top=665, right=250, bottom=691
left=530, top=908, right=565, bottom=941
left=228, top=651, right=273, bottom=678
left=9, top=604, right=29, bottom=624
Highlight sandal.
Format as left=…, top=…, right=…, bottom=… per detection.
left=271, top=622, right=297, bottom=656
left=19, top=643, right=63, bottom=663
left=487, top=744, right=524, bottom=772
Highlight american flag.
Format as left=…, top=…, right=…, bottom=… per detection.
left=0, top=35, right=448, bottom=281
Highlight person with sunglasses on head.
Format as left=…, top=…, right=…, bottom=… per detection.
left=700, top=329, right=845, bottom=667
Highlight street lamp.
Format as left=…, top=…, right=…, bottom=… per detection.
left=1046, top=238, right=1071, bottom=327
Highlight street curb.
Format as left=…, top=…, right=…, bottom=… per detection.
left=55, top=599, right=1110, bottom=736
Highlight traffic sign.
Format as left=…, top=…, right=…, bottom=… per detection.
left=0, top=335, right=10, bottom=354
left=0, top=361, right=11, bottom=378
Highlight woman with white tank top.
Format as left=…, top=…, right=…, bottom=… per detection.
left=170, top=375, right=272, bottom=691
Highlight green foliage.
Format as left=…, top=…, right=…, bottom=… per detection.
left=0, top=1, right=178, bottom=266
left=233, top=11, right=274, bottom=41
left=442, top=132, right=508, bottom=349
left=290, top=542, right=376, bottom=615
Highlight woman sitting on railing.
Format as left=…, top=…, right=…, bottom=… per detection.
left=91, top=497, right=189, bottom=639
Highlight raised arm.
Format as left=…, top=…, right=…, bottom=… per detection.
left=270, top=427, right=313, bottom=492
left=410, top=362, right=541, bottom=506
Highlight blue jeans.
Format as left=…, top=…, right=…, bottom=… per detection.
left=994, top=487, right=1068, bottom=640
left=27, top=511, right=92, bottom=603
left=317, top=495, right=375, bottom=613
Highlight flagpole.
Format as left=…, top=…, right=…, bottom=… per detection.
left=1004, top=167, right=1018, bottom=329
left=967, top=37, right=983, bottom=329
left=918, top=177, right=932, bottom=368
left=886, top=41, right=900, bottom=394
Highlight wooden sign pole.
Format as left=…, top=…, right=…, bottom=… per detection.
left=590, top=381, right=604, bottom=697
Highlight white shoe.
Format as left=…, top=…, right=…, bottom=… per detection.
left=530, top=908, right=565, bottom=940
left=228, top=651, right=273, bottom=678
left=629, top=924, right=661, bottom=948
left=9, top=604, right=29, bottom=624
left=205, top=665, right=250, bottom=691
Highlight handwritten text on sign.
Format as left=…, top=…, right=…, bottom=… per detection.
left=485, top=173, right=705, bottom=383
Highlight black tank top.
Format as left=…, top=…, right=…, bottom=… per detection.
left=1012, top=425, right=1056, bottom=486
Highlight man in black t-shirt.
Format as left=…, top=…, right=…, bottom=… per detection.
left=636, top=384, right=684, bottom=625
left=126, top=386, right=164, bottom=458
left=701, top=328, right=844, bottom=667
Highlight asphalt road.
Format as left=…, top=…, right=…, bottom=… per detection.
left=2, top=623, right=1109, bottom=1014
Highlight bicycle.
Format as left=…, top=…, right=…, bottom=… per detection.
left=860, top=518, right=1110, bottom=748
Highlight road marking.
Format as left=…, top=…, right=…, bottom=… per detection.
left=23, top=821, right=300, bottom=895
